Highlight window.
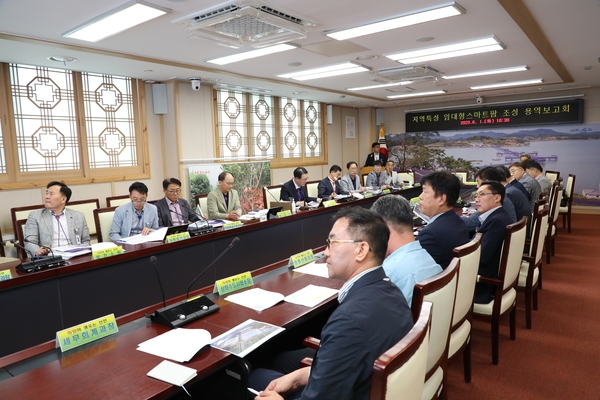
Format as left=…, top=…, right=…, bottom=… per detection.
left=215, top=89, right=326, bottom=167
left=0, top=63, right=148, bottom=187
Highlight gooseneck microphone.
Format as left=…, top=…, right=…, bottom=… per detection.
left=264, top=186, right=285, bottom=208
left=9, top=239, right=36, bottom=260
left=150, top=256, right=167, bottom=308
left=11, top=238, right=65, bottom=273
left=186, top=237, right=240, bottom=298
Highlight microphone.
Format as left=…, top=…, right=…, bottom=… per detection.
left=150, top=256, right=167, bottom=308
left=174, top=202, right=215, bottom=235
left=12, top=238, right=65, bottom=273
left=150, top=237, right=239, bottom=328
left=265, top=186, right=285, bottom=208
left=10, top=239, right=36, bottom=260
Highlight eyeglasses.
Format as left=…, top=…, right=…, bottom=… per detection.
left=131, top=197, right=147, bottom=203
left=326, top=238, right=363, bottom=249
left=474, top=192, right=497, bottom=198
left=222, top=181, right=234, bottom=186
left=509, top=168, right=522, bottom=174
left=166, top=189, right=181, bottom=194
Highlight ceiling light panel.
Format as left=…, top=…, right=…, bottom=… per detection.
left=277, top=62, right=370, bottom=81
left=386, top=36, right=504, bottom=64
left=469, top=79, right=543, bottom=90
left=442, top=65, right=529, bottom=79
left=347, top=81, right=414, bottom=91
left=386, top=90, right=447, bottom=99
left=62, top=0, right=171, bottom=42
left=325, top=2, right=465, bottom=41
left=206, top=44, right=298, bottom=65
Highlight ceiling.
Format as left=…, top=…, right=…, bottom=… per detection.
left=0, top=0, right=598, bottom=108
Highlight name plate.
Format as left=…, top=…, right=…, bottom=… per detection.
left=56, top=313, right=119, bottom=352
left=322, top=199, right=337, bottom=208
left=165, top=231, right=191, bottom=243
left=92, top=246, right=124, bottom=260
left=223, top=221, right=243, bottom=230
left=363, top=192, right=373, bottom=198
left=382, top=189, right=391, bottom=194
left=215, top=271, right=254, bottom=296
left=290, top=249, right=315, bottom=268
left=277, top=210, right=292, bottom=218
left=0, top=269, right=12, bottom=281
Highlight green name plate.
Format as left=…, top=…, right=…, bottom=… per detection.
left=323, top=199, right=337, bottom=208
left=290, top=249, right=315, bottom=268
left=57, top=313, right=118, bottom=352
left=0, top=269, right=12, bottom=281
left=92, top=246, right=124, bottom=260
left=277, top=210, right=292, bottom=218
left=382, top=189, right=391, bottom=194
left=215, top=271, right=254, bottom=296
left=223, top=221, right=243, bottom=230
left=364, top=192, right=373, bottom=198
left=165, top=231, right=191, bottom=243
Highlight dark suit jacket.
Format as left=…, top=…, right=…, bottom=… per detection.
left=280, top=179, right=317, bottom=203
left=301, top=267, right=413, bottom=400
left=363, top=152, right=387, bottom=167
left=317, top=177, right=348, bottom=198
left=508, top=179, right=531, bottom=201
left=417, top=209, right=470, bottom=270
left=155, top=197, right=200, bottom=227
left=474, top=207, right=514, bottom=303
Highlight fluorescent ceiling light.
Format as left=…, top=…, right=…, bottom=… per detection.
left=277, top=62, right=370, bottom=81
left=325, top=2, right=465, bottom=41
left=470, top=79, right=543, bottom=90
left=386, top=90, right=446, bottom=99
left=347, top=81, right=414, bottom=91
left=386, top=36, right=504, bottom=64
left=206, top=44, right=298, bottom=65
left=62, top=0, right=170, bottom=42
left=443, top=65, right=529, bottom=79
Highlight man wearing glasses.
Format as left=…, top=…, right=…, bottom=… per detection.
left=280, top=167, right=319, bottom=205
left=473, top=181, right=514, bottom=304
left=207, top=172, right=242, bottom=220
left=249, top=207, right=412, bottom=400
left=109, top=182, right=159, bottom=241
left=508, top=162, right=541, bottom=212
left=155, top=178, right=202, bottom=227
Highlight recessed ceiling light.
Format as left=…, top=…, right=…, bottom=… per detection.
left=144, top=69, right=153, bottom=72
left=48, top=56, right=77, bottom=63
left=206, top=44, right=298, bottom=65
left=288, top=62, right=302, bottom=67
left=325, top=2, right=465, bottom=40
left=416, top=36, right=435, bottom=42
left=469, top=79, right=543, bottom=90
left=277, top=62, right=370, bottom=81
left=386, top=90, right=446, bottom=99
left=354, top=55, right=379, bottom=61
left=442, top=65, right=528, bottom=79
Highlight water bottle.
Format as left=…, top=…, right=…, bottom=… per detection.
left=289, top=197, right=296, bottom=214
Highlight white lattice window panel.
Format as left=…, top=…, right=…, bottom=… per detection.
left=250, top=95, right=274, bottom=158
left=280, top=98, right=301, bottom=158
left=304, top=101, right=321, bottom=157
left=217, top=90, right=248, bottom=158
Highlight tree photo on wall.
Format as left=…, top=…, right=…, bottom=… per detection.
left=223, top=162, right=271, bottom=213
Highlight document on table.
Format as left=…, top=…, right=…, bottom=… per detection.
left=53, top=245, right=92, bottom=259
left=294, top=261, right=329, bottom=278
left=211, top=319, right=284, bottom=358
left=118, top=227, right=168, bottom=244
left=225, top=288, right=284, bottom=312
left=137, top=328, right=211, bottom=362
left=147, top=360, right=197, bottom=386
left=284, top=285, right=338, bottom=308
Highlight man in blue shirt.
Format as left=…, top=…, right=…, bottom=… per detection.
left=372, top=195, right=442, bottom=306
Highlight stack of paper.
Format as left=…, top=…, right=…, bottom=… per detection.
left=137, top=328, right=211, bottom=362
left=284, top=285, right=338, bottom=308
left=117, top=227, right=168, bottom=244
left=147, top=360, right=197, bottom=386
left=294, top=261, right=329, bottom=278
left=225, top=288, right=284, bottom=312
left=53, top=245, right=92, bottom=259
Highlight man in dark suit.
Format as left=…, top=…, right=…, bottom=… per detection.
left=474, top=181, right=515, bottom=303
left=155, top=178, right=202, bottom=227
left=317, top=165, right=348, bottom=199
left=249, top=207, right=413, bottom=400
left=417, top=171, right=470, bottom=269
left=363, top=142, right=387, bottom=167
left=280, top=167, right=320, bottom=205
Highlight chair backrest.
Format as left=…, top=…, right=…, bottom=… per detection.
left=362, top=173, right=369, bottom=187
left=263, top=185, right=283, bottom=209
left=564, top=173, right=576, bottom=202
left=452, top=170, right=468, bottom=183
left=451, top=233, right=482, bottom=329
left=195, top=194, right=209, bottom=215
left=11, top=204, right=45, bottom=241
left=306, top=180, right=320, bottom=199
left=545, top=170, right=560, bottom=184
left=106, top=195, right=131, bottom=207
left=370, top=302, right=432, bottom=400
left=68, top=199, right=100, bottom=236
left=551, top=185, right=563, bottom=224
left=0, top=225, right=7, bottom=257
left=93, top=206, right=117, bottom=243
left=397, top=171, right=415, bottom=185
left=499, top=217, right=528, bottom=292
left=15, top=219, right=27, bottom=259
left=528, top=205, right=550, bottom=264
left=411, top=258, right=459, bottom=380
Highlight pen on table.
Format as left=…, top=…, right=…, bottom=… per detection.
left=248, top=387, right=260, bottom=396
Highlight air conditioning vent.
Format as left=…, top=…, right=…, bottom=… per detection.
left=373, top=65, right=443, bottom=82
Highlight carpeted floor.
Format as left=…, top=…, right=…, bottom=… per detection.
left=446, top=213, right=600, bottom=399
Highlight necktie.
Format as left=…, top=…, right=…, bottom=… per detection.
left=297, top=188, right=303, bottom=201
left=171, top=202, right=182, bottom=225
left=376, top=174, right=380, bottom=187
left=54, top=214, right=62, bottom=246
left=224, top=193, right=229, bottom=208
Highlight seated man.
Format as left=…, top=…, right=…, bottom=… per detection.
left=365, top=161, right=389, bottom=190
left=363, top=142, right=387, bottom=167
left=317, top=165, right=348, bottom=199
left=207, top=172, right=242, bottom=220
left=384, top=160, right=402, bottom=186
left=338, top=161, right=366, bottom=194
left=109, top=182, right=159, bottom=241
left=371, top=195, right=442, bottom=306
left=24, top=181, right=91, bottom=256
left=522, top=160, right=552, bottom=193
left=280, top=167, right=319, bottom=205
left=473, top=181, right=514, bottom=303
left=155, top=178, right=201, bottom=227
left=417, top=171, right=470, bottom=269
left=249, top=207, right=413, bottom=400
left=509, top=162, right=541, bottom=212
left=497, top=165, right=532, bottom=235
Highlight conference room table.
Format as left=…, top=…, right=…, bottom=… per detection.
left=0, top=186, right=423, bottom=364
